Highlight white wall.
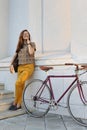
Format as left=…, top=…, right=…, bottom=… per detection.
left=28, top=0, right=42, bottom=53
left=28, top=0, right=71, bottom=53
left=0, top=0, right=9, bottom=59
left=8, top=0, right=71, bottom=56
left=71, top=0, right=87, bottom=62
left=8, top=0, right=29, bottom=55
left=8, top=0, right=42, bottom=55
left=43, top=0, right=71, bottom=52
left=0, top=0, right=87, bottom=61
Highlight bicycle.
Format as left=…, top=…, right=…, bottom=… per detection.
left=23, top=63, right=87, bottom=126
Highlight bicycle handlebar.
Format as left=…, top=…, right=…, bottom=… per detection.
left=39, top=63, right=87, bottom=72
left=65, top=63, right=87, bottom=70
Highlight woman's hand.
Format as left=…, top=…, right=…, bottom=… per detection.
left=27, top=39, right=30, bottom=44
left=10, top=65, right=15, bottom=73
left=26, top=39, right=36, bottom=55
left=27, top=44, right=35, bottom=55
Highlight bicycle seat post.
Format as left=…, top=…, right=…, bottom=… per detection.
left=46, top=71, right=49, bottom=76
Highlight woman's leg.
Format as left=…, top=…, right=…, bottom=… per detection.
left=14, top=64, right=34, bottom=107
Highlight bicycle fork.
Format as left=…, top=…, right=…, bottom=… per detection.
left=78, top=81, right=87, bottom=104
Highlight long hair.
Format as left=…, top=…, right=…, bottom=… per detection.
left=16, top=29, right=31, bottom=53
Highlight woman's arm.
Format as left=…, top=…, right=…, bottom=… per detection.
left=27, top=40, right=36, bottom=55
left=27, top=43, right=35, bottom=55
left=10, top=53, right=17, bottom=73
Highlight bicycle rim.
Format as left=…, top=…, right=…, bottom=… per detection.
left=67, top=81, right=87, bottom=127
left=23, top=79, right=51, bottom=117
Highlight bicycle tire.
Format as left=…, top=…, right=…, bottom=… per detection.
left=23, top=79, right=51, bottom=117
left=67, top=81, right=87, bottom=127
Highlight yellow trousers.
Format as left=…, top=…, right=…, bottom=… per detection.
left=14, top=64, right=34, bottom=106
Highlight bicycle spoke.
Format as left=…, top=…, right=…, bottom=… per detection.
left=23, top=79, right=51, bottom=117
left=67, top=81, right=87, bottom=127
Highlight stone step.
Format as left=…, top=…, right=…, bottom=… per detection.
left=0, top=83, right=4, bottom=90
left=0, top=98, right=14, bottom=111
left=0, top=90, right=14, bottom=99
left=0, top=109, right=26, bottom=120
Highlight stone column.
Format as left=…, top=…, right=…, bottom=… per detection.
left=0, top=0, right=9, bottom=59
left=71, top=0, right=87, bottom=62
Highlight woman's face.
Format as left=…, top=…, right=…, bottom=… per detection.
left=23, top=31, right=30, bottom=40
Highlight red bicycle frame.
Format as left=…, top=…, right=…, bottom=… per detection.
left=42, top=74, right=84, bottom=104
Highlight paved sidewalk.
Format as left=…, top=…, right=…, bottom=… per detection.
left=0, top=113, right=87, bottom=130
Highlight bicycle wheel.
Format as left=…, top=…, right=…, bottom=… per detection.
left=23, top=79, right=51, bottom=117
left=67, top=81, right=87, bottom=127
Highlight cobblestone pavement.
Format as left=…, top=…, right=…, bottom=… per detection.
left=0, top=113, right=87, bottom=130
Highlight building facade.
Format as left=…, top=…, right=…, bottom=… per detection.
left=0, top=0, right=87, bottom=62
left=0, top=0, right=87, bottom=117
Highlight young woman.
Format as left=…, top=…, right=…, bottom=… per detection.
left=9, top=29, right=36, bottom=110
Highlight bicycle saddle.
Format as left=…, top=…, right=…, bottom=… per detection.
left=40, top=66, right=53, bottom=72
